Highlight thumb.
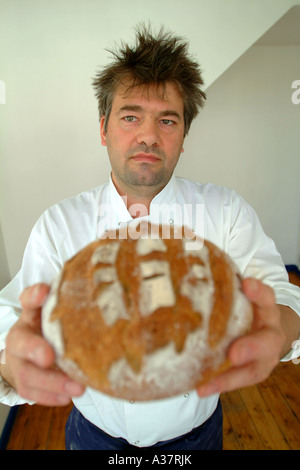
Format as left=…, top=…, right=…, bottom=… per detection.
left=19, top=283, right=50, bottom=329
left=242, top=278, right=277, bottom=326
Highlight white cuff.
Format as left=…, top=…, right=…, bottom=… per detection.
left=281, top=335, right=300, bottom=363
left=0, top=374, right=33, bottom=407
left=0, top=349, right=6, bottom=365
left=0, top=349, right=34, bottom=407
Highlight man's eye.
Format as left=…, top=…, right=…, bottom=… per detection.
left=124, top=116, right=137, bottom=122
left=161, top=119, right=174, bottom=126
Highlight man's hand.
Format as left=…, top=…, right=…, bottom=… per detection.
left=1, top=283, right=85, bottom=406
left=197, top=278, right=288, bottom=397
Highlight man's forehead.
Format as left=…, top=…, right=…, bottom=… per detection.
left=113, top=80, right=183, bottom=108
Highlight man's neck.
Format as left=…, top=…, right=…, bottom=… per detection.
left=111, top=173, right=170, bottom=218
left=120, top=192, right=153, bottom=218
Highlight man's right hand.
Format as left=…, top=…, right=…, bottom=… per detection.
left=1, top=283, right=85, bottom=406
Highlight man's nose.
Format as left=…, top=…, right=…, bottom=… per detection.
left=136, top=119, right=160, bottom=147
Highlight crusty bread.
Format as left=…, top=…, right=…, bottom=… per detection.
left=42, top=223, right=253, bottom=400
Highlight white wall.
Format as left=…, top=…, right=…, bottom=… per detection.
left=0, top=0, right=299, bottom=278
left=177, top=44, right=300, bottom=264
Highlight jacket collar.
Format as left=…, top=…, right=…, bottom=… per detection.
left=108, top=173, right=179, bottom=223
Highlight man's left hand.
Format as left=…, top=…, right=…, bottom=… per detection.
left=197, top=278, right=286, bottom=397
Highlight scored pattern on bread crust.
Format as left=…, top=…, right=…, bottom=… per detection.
left=42, top=224, right=253, bottom=400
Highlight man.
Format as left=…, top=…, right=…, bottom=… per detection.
left=0, top=25, right=299, bottom=450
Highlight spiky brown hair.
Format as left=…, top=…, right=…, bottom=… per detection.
left=92, top=24, right=206, bottom=136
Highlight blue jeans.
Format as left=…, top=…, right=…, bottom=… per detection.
left=65, top=400, right=223, bottom=450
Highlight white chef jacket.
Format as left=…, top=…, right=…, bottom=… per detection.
left=0, top=174, right=300, bottom=447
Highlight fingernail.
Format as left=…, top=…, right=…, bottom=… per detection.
left=31, top=285, right=41, bottom=303
left=28, top=346, right=47, bottom=365
left=65, top=381, right=84, bottom=396
left=239, top=346, right=251, bottom=363
left=56, top=395, right=71, bottom=405
left=197, top=382, right=219, bottom=397
left=248, top=278, right=258, bottom=293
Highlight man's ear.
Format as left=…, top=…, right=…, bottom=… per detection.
left=100, top=116, right=107, bottom=146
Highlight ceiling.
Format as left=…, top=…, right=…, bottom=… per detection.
left=255, top=5, right=300, bottom=46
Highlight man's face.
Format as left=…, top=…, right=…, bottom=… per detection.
left=100, top=81, right=185, bottom=198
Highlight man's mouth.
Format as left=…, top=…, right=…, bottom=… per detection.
left=131, top=153, right=161, bottom=163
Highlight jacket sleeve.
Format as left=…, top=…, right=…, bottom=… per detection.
left=0, top=212, right=63, bottom=406
left=227, top=191, right=300, bottom=361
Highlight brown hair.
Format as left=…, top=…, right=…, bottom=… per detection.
left=92, top=24, right=206, bottom=136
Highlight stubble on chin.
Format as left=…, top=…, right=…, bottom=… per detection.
left=124, top=162, right=169, bottom=188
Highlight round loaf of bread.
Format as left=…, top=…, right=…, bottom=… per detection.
left=42, top=223, right=253, bottom=400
